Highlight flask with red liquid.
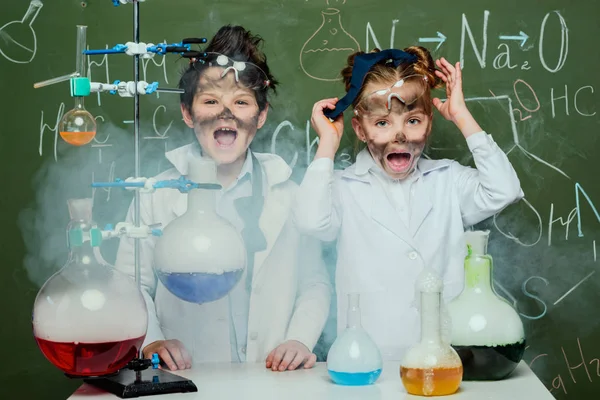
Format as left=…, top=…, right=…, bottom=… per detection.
left=32, top=198, right=148, bottom=377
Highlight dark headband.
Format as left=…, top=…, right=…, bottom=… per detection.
left=324, top=49, right=418, bottom=119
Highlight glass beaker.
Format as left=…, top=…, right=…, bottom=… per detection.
left=153, top=158, right=246, bottom=304
left=401, top=269, right=462, bottom=396
left=300, top=8, right=360, bottom=81
left=327, top=293, right=383, bottom=385
left=448, top=230, right=526, bottom=380
left=32, top=198, right=148, bottom=377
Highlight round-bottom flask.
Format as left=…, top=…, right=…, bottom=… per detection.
left=448, top=230, right=526, bottom=380
left=327, top=294, right=383, bottom=385
left=401, top=270, right=463, bottom=396
left=153, top=158, right=246, bottom=304
left=32, top=198, right=148, bottom=377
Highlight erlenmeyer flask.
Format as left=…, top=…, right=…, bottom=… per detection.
left=153, top=158, right=246, bottom=304
left=0, top=0, right=43, bottom=64
left=401, top=269, right=463, bottom=396
left=32, top=198, right=148, bottom=377
left=300, top=8, right=360, bottom=81
left=327, top=293, right=383, bottom=385
left=448, top=230, right=526, bottom=380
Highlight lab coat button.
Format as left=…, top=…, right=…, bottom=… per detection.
left=241, top=346, right=246, bottom=354
left=250, top=332, right=258, bottom=340
left=408, top=251, right=418, bottom=260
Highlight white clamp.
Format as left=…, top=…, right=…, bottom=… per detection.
left=118, top=0, right=146, bottom=4
left=124, top=177, right=158, bottom=193
left=124, top=42, right=156, bottom=59
left=90, top=81, right=155, bottom=97
left=102, top=222, right=160, bottom=240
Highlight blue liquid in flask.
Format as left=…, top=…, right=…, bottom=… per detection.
left=157, top=269, right=243, bottom=304
left=328, top=369, right=382, bottom=386
left=327, top=293, right=383, bottom=386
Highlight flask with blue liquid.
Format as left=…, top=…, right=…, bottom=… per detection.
left=153, top=157, right=246, bottom=304
left=327, top=293, right=383, bottom=385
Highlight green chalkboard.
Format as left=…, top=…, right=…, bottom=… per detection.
left=1, top=0, right=599, bottom=399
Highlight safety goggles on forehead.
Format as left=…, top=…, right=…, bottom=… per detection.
left=355, top=74, right=429, bottom=117
left=188, top=52, right=271, bottom=91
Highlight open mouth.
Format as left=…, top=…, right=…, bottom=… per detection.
left=214, top=127, right=237, bottom=148
left=386, top=151, right=413, bottom=173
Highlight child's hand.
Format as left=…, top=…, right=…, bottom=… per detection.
left=143, top=339, right=192, bottom=371
left=432, top=58, right=468, bottom=122
left=433, top=58, right=481, bottom=137
left=311, top=98, right=344, bottom=160
left=265, top=340, right=317, bottom=371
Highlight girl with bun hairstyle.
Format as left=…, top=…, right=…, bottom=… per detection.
left=293, top=47, right=523, bottom=360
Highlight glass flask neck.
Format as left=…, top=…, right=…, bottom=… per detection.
left=187, top=187, right=216, bottom=214
left=73, top=97, right=85, bottom=109
left=464, top=251, right=494, bottom=295
left=23, top=1, right=43, bottom=25
left=420, top=292, right=441, bottom=344
left=346, top=293, right=362, bottom=329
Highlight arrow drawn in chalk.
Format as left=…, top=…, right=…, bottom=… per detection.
left=499, top=31, right=529, bottom=47
left=418, top=31, right=446, bottom=51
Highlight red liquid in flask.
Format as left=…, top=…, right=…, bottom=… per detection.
left=35, top=335, right=144, bottom=377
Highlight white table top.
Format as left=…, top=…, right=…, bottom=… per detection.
left=68, top=361, right=554, bottom=400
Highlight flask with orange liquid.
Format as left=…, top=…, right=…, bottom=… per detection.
left=400, top=269, right=463, bottom=396
left=59, top=25, right=97, bottom=146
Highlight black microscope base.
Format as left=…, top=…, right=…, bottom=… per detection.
left=83, top=368, right=197, bottom=398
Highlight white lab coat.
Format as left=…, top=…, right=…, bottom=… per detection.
left=293, top=132, right=523, bottom=361
left=114, top=143, right=332, bottom=363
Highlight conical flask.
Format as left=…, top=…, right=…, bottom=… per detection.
left=447, top=230, right=526, bottom=380
left=32, top=198, right=148, bottom=377
left=153, top=158, right=246, bottom=304
left=0, top=0, right=43, bottom=64
left=300, top=8, right=360, bottom=81
left=327, top=293, right=383, bottom=385
left=401, top=269, right=463, bottom=396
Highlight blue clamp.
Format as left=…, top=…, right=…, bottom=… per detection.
left=110, top=80, right=120, bottom=95
left=104, top=224, right=114, bottom=231
left=84, top=44, right=127, bottom=55
left=151, top=229, right=163, bottom=237
left=154, top=176, right=222, bottom=193
left=147, top=43, right=191, bottom=55
left=112, top=0, right=120, bottom=6
left=146, top=82, right=159, bottom=94
left=151, top=353, right=160, bottom=369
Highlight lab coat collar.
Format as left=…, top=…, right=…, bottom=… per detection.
left=165, top=143, right=292, bottom=188
left=342, top=148, right=445, bottom=242
left=343, top=148, right=451, bottom=182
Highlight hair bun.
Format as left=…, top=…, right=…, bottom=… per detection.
left=403, top=46, right=442, bottom=89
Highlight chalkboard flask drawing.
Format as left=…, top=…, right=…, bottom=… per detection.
left=299, top=7, right=360, bottom=81
left=447, top=230, right=526, bottom=380
left=153, top=157, right=247, bottom=304
left=0, top=0, right=43, bottom=64
left=400, top=269, right=463, bottom=396
left=326, top=293, right=383, bottom=385
left=32, top=198, right=148, bottom=377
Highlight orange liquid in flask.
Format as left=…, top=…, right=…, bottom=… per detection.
left=60, top=131, right=96, bottom=146
left=401, top=365, right=463, bottom=396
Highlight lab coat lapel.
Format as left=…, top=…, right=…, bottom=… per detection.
left=251, top=187, right=289, bottom=286
left=409, top=175, right=433, bottom=237
left=369, top=176, right=417, bottom=248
